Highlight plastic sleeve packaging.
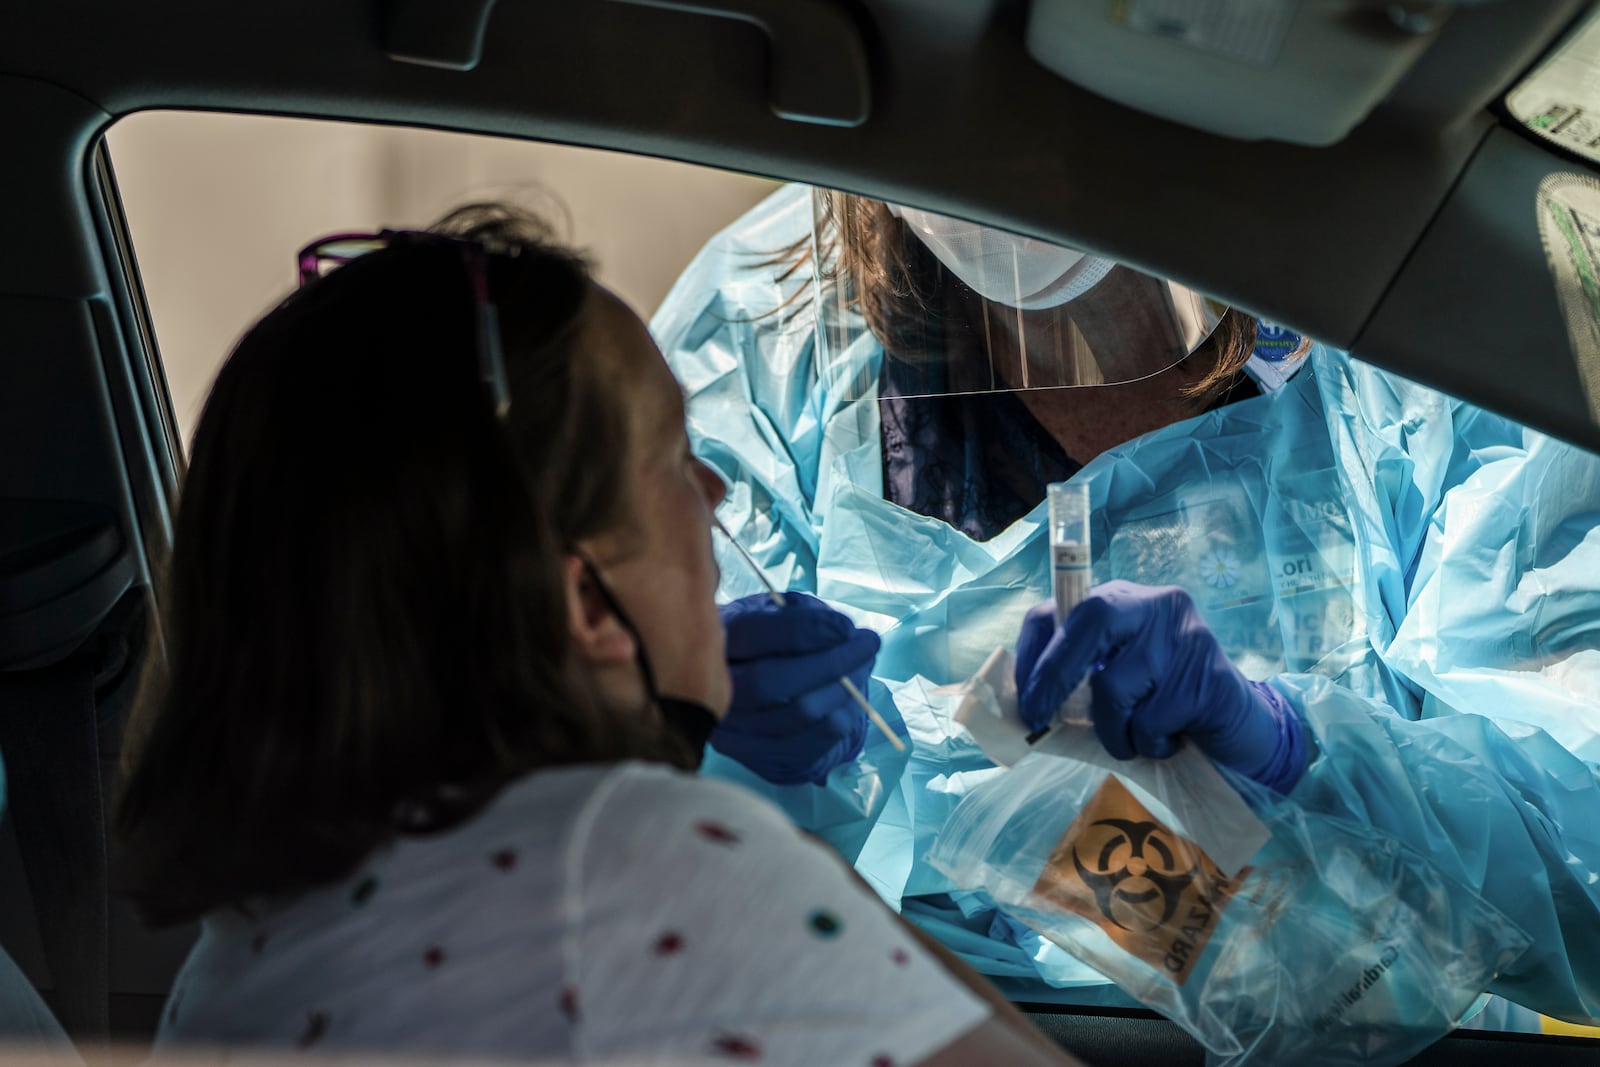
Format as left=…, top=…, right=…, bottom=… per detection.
left=926, top=745, right=1532, bottom=1065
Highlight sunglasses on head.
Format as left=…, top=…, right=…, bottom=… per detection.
left=295, top=229, right=513, bottom=419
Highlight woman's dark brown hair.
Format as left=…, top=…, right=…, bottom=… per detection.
left=801, top=191, right=1271, bottom=409
left=115, top=205, right=692, bottom=925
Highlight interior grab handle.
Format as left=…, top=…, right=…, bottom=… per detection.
left=608, top=0, right=872, bottom=127
left=383, top=0, right=501, bottom=71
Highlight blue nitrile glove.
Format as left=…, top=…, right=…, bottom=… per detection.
left=710, top=593, right=880, bottom=786
left=1014, top=580, right=1311, bottom=794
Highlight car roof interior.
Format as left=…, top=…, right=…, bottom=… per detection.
left=2, top=1, right=1599, bottom=1064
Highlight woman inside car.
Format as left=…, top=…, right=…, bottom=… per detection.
left=113, top=205, right=1082, bottom=1066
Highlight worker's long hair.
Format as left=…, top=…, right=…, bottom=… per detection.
left=785, top=190, right=1274, bottom=409
left=116, top=205, right=696, bottom=926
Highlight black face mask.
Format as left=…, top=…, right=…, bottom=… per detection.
left=579, top=556, right=717, bottom=762
left=389, top=557, right=718, bottom=837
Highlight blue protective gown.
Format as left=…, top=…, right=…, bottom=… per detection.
left=653, top=184, right=1600, bottom=1026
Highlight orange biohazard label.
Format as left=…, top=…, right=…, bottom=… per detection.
left=1031, top=775, right=1246, bottom=985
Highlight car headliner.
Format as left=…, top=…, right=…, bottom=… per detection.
left=1, top=0, right=1599, bottom=452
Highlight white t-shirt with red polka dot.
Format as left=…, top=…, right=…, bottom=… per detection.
left=155, top=762, right=992, bottom=1066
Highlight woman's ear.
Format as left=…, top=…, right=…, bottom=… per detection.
left=564, top=555, right=637, bottom=666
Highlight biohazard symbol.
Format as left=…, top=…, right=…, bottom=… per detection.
left=1032, top=775, right=1244, bottom=985
left=1071, top=818, right=1199, bottom=933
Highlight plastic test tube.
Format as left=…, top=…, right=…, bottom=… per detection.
left=1049, top=482, right=1091, bottom=624
left=1046, top=482, right=1093, bottom=729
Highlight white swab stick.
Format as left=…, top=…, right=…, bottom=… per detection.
left=714, top=516, right=785, bottom=607
left=840, top=676, right=906, bottom=753
left=714, top=517, right=903, bottom=751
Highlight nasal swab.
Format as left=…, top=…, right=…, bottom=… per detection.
left=715, top=516, right=786, bottom=609
left=713, top=517, right=906, bottom=752
left=849, top=680, right=907, bottom=754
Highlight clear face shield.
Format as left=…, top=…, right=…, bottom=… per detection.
left=808, top=190, right=1228, bottom=401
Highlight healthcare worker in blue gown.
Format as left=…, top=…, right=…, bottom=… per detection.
left=671, top=184, right=1600, bottom=1031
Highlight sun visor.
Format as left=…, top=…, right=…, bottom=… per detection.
left=1024, top=0, right=1461, bottom=146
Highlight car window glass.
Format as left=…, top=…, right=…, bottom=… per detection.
left=105, top=111, right=778, bottom=447
left=105, top=117, right=1600, bottom=1047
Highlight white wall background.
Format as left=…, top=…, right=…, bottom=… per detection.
left=107, top=112, right=778, bottom=444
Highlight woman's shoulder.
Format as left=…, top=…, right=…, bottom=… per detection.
left=495, top=758, right=780, bottom=811
left=649, top=184, right=812, bottom=344
left=700, top=182, right=812, bottom=258
left=523, top=761, right=837, bottom=919
left=533, top=760, right=795, bottom=844
left=481, top=760, right=796, bottom=858
left=192, top=763, right=800, bottom=952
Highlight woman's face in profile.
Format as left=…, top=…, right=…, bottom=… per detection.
left=582, top=289, right=733, bottom=715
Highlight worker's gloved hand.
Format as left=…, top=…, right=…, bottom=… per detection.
left=1014, top=580, right=1310, bottom=794
left=710, top=593, right=880, bottom=786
